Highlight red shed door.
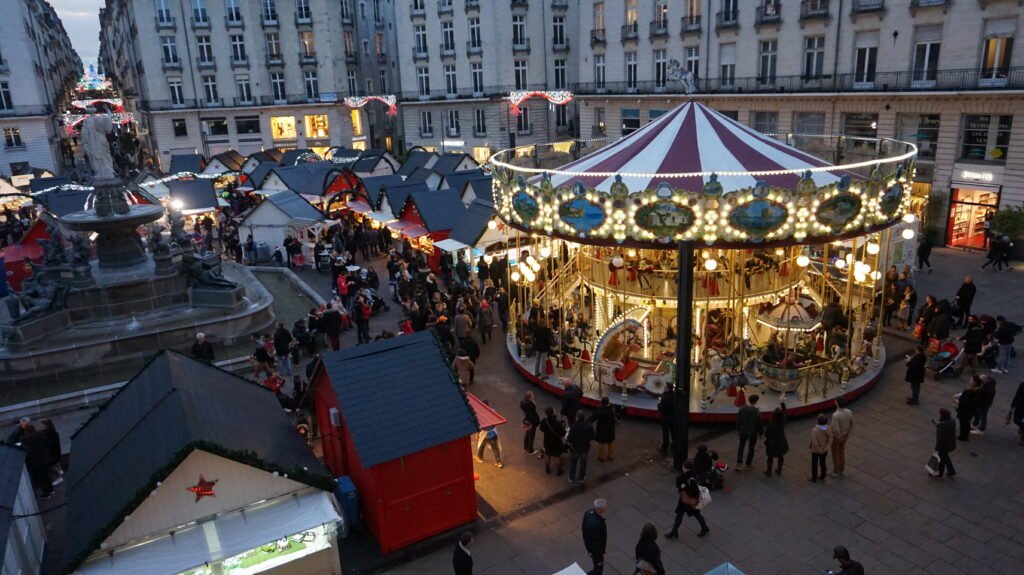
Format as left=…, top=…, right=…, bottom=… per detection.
left=381, top=476, right=475, bottom=551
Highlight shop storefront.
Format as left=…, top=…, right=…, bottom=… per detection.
left=946, top=165, right=1004, bottom=250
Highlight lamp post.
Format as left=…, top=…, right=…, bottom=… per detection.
left=673, top=239, right=695, bottom=471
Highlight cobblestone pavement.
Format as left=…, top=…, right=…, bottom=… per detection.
left=381, top=247, right=1024, bottom=575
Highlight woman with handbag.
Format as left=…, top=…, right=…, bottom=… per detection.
left=539, top=407, right=566, bottom=475
left=633, top=523, right=665, bottom=575
left=665, top=477, right=710, bottom=539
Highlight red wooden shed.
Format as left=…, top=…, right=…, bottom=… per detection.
left=312, top=331, right=480, bottom=554
left=395, top=189, right=466, bottom=273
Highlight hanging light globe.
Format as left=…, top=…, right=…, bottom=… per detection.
left=797, top=255, right=810, bottom=267
left=704, top=258, right=718, bottom=271
left=902, top=213, right=916, bottom=224
left=902, top=228, right=916, bottom=240
left=866, top=242, right=880, bottom=255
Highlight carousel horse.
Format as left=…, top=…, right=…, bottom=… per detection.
left=701, top=356, right=765, bottom=409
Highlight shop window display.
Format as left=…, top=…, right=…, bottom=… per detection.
left=948, top=188, right=998, bottom=250
left=270, top=116, right=297, bottom=140
left=305, top=114, right=329, bottom=139
left=960, top=114, right=1012, bottom=162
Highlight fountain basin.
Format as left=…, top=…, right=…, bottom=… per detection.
left=60, top=204, right=165, bottom=269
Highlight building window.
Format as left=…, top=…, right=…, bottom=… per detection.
left=655, top=0, right=669, bottom=25
left=375, top=33, right=385, bottom=56
left=595, top=107, right=606, bottom=136
left=554, top=59, right=566, bottom=90
left=236, top=116, right=260, bottom=134
left=844, top=113, right=878, bottom=138
left=854, top=32, right=878, bottom=86
left=650, top=109, right=666, bottom=121
left=300, top=31, right=315, bottom=57
left=306, top=114, right=329, bottom=138
left=685, top=0, right=700, bottom=22
left=414, top=25, right=427, bottom=52
left=3, top=127, right=22, bottom=148
left=172, top=118, right=188, bottom=137
left=0, top=82, right=11, bottom=110
left=366, top=79, right=373, bottom=95
left=296, top=0, right=311, bottom=20
left=720, top=44, right=735, bottom=87
left=980, top=27, right=1013, bottom=82
left=420, top=110, right=433, bottom=136
left=204, top=118, right=228, bottom=137
left=898, top=114, right=940, bottom=161
left=471, top=63, right=484, bottom=94
left=271, top=116, right=297, bottom=139
left=517, top=106, right=531, bottom=133
left=442, top=21, right=455, bottom=51
left=469, top=18, right=481, bottom=48
left=266, top=33, right=281, bottom=59
left=230, top=35, right=246, bottom=62
left=512, top=16, right=526, bottom=46
left=236, top=75, right=252, bottom=103
left=445, top=65, right=457, bottom=96
left=685, top=46, right=699, bottom=77
left=556, top=105, right=568, bottom=129
left=752, top=111, right=778, bottom=135
left=156, top=0, right=172, bottom=23
left=379, top=68, right=387, bottom=92
left=168, top=79, right=184, bottom=105
left=447, top=110, right=460, bottom=136
left=594, top=55, right=606, bottom=88
left=594, top=2, right=605, bottom=30
left=625, top=0, right=639, bottom=27
left=911, top=26, right=942, bottom=86
left=794, top=111, right=825, bottom=149
left=347, top=69, right=357, bottom=95
left=553, top=16, right=566, bottom=46
left=625, top=52, right=637, bottom=90
left=261, top=0, right=278, bottom=21
left=961, top=115, right=1012, bottom=162
left=514, top=60, right=528, bottom=90
left=202, top=75, right=218, bottom=103
left=349, top=109, right=363, bottom=136
left=654, top=50, right=667, bottom=89
left=225, top=0, right=241, bottom=23
left=373, top=0, right=381, bottom=22
left=271, top=72, right=286, bottom=101
left=197, top=36, right=213, bottom=63
left=804, top=37, right=824, bottom=79
left=192, top=0, right=208, bottom=23
left=622, top=108, right=641, bottom=136
left=304, top=71, right=319, bottom=99
left=759, top=40, right=777, bottom=85
left=474, top=109, right=486, bottom=135
left=342, top=0, right=353, bottom=19
left=362, top=40, right=369, bottom=57
left=721, top=0, right=737, bottom=19
left=161, top=36, right=178, bottom=63
left=417, top=67, right=430, bottom=96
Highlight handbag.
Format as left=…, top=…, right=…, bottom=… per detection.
left=696, top=486, right=712, bottom=510
left=925, top=451, right=941, bottom=477
left=912, top=321, right=925, bottom=339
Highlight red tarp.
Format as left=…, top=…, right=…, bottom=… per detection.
left=466, top=393, right=507, bottom=429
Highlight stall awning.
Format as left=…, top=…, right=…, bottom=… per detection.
left=386, top=220, right=414, bottom=233
left=401, top=224, right=429, bottom=239
left=347, top=200, right=373, bottom=214
left=76, top=490, right=340, bottom=575
left=435, top=238, right=471, bottom=253
left=368, top=210, right=397, bottom=224
left=467, top=393, right=507, bottom=429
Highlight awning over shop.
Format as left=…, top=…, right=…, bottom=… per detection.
left=401, top=224, right=429, bottom=239
left=368, top=210, right=396, bottom=224
left=466, top=393, right=507, bottom=429
left=386, top=220, right=414, bottom=233
left=76, top=490, right=340, bottom=575
left=434, top=238, right=470, bottom=253
left=347, top=200, right=373, bottom=214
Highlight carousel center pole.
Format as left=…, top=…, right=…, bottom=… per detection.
left=673, top=240, right=695, bottom=471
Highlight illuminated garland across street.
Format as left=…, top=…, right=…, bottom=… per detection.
left=508, top=90, right=574, bottom=116
left=343, top=95, right=398, bottom=116
left=71, top=98, right=124, bottom=111
left=63, top=112, right=136, bottom=136
left=29, top=171, right=245, bottom=196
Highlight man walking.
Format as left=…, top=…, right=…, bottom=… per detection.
left=735, top=394, right=763, bottom=471
left=971, top=374, right=996, bottom=435
left=905, top=345, right=926, bottom=405
left=190, top=332, right=215, bottom=363
left=452, top=531, right=473, bottom=575
left=991, top=315, right=1021, bottom=374
left=953, top=276, right=976, bottom=328
left=933, top=408, right=957, bottom=478
left=581, top=499, right=608, bottom=575
left=916, top=234, right=933, bottom=273
left=321, top=304, right=343, bottom=351
left=272, top=323, right=293, bottom=376
left=830, top=398, right=854, bottom=477
left=567, top=412, right=595, bottom=484
left=520, top=391, right=541, bottom=455
left=658, top=387, right=675, bottom=454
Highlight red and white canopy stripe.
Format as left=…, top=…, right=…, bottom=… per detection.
left=545, top=102, right=860, bottom=193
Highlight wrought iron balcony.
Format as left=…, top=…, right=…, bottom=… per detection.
left=440, top=43, right=457, bottom=58
left=295, top=12, right=313, bottom=27
left=590, top=28, right=606, bottom=46
left=161, top=59, right=181, bottom=71
left=800, top=0, right=831, bottom=20
left=681, top=15, right=702, bottom=36
left=551, top=0, right=569, bottom=10
left=716, top=10, right=739, bottom=30
left=851, top=0, right=885, bottom=14
left=621, top=22, right=639, bottom=42
left=224, top=16, right=243, bottom=28
left=437, top=2, right=454, bottom=16
left=756, top=4, right=782, bottom=26
left=409, top=6, right=425, bottom=19
left=466, top=41, right=482, bottom=56
left=301, top=51, right=319, bottom=65
left=412, top=47, right=429, bottom=61
left=910, top=0, right=947, bottom=6
left=649, top=20, right=670, bottom=39
left=465, top=0, right=480, bottom=13
left=261, top=13, right=279, bottom=27
left=154, top=16, right=176, bottom=30
left=265, top=54, right=284, bottom=67
left=195, top=57, right=216, bottom=70
left=510, top=0, right=529, bottom=9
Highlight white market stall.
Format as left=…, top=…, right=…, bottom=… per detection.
left=239, top=190, right=326, bottom=265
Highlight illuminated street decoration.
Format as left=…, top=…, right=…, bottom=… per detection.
left=63, top=112, right=135, bottom=136
left=508, top=90, right=574, bottom=116
left=75, top=63, right=113, bottom=92
left=343, top=94, right=398, bottom=116
left=71, top=98, right=123, bottom=111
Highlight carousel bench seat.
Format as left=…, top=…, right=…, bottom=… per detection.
left=615, top=360, right=641, bottom=382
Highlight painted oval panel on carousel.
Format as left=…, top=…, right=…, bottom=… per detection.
left=511, top=189, right=540, bottom=224
left=559, top=197, right=607, bottom=233
left=728, top=199, right=789, bottom=240
left=815, top=193, right=863, bottom=231
left=879, top=182, right=904, bottom=216
left=635, top=201, right=696, bottom=241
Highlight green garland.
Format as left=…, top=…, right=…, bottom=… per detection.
left=66, top=442, right=336, bottom=573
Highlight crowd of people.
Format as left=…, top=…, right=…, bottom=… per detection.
left=0, top=204, right=39, bottom=248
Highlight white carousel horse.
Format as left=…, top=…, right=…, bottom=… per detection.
left=700, top=356, right=765, bottom=410
left=640, top=360, right=675, bottom=395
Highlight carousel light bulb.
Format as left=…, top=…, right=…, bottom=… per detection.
left=854, top=271, right=867, bottom=283
left=902, top=228, right=916, bottom=240
left=866, top=242, right=880, bottom=255
left=701, top=249, right=710, bottom=260
left=487, top=219, right=498, bottom=230
left=870, top=271, right=882, bottom=280
left=797, top=255, right=810, bottom=267
left=511, top=270, right=521, bottom=282
left=612, top=256, right=624, bottom=267
left=627, top=248, right=637, bottom=257
left=774, top=248, right=785, bottom=256
left=845, top=254, right=854, bottom=264
left=539, top=245, right=551, bottom=258
left=530, top=260, right=541, bottom=272
left=835, top=258, right=846, bottom=269
left=704, top=258, right=718, bottom=271
left=522, top=267, right=536, bottom=282
left=902, top=213, right=917, bottom=224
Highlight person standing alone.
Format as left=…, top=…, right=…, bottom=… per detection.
left=933, top=408, right=957, bottom=478
left=991, top=315, right=1021, bottom=374
left=520, top=391, right=541, bottom=456
left=763, top=406, right=788, bottom=476
left=567, top=412, right=595, bottom=484
left=953, top=276, right=976, bottom=328
left=735, top=395, right=763, bottom=471
left=452, top=531, right=473, bottom=575
left=905, top=345, right=926, bottom=405
left=830, top=399, right=854, bottom=477
left=581, top=499, right=608, bottom=575
left=808, top=414, right=833, bottom=483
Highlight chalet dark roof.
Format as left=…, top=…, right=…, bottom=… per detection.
left=210, top=150, right=246, bottom=171
left=320, top=331, right=478, bottom=468
left=264, top=191, right=324, bottom=223
left=247, top=149, right=283, bottom=165
left=360, top=174, right=404, bottom=206
left=279, top=148, right=318, bottom=166
left=466, top=176, right=494, bottom=203
left=449, top=199, right=496, bottom=247
left=397, top=150, right=437, bottom=177
left=0, top=444, right=27, bottom=556
left=405, top=189, right=465, bottom=232
left=352, top=156, right=386, bottom=174
left=38, top=187, right=92, bottom=217
left=442, top=170, right=488, bottom=196
left=405, top=167, right=438, bottom=184
left=29, top=176, right=72, bottom=194
left=379, top=181, right=429, bottom=215
left=168, top=154, right=206, bottom=176
left=65, top=351, right=331, bottom=571
left=431, top=153, right=475, bottom=175
left=167, top=178, right=217, bottom=211
left=247, top=161, right=279, bottom=188
left=328, top=147, right=361, bottom=160
left=267, top=161, right=339, bottom=196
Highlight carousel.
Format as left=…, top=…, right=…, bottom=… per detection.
left=489, top=102, right=918, bottom=421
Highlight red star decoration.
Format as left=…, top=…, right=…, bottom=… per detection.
left=186, top=475, right=218, bottom=502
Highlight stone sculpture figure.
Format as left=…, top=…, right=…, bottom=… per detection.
left=183, top=254, right=237, bottom=289
left=81, top=110, right=116, bottom=180
left=9, top=279, right=65, bottom=324
left=69, top=234, right=93, bottom=266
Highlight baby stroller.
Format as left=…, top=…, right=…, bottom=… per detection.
left=927, top=341, right=964, bottom=379
left=358, top=287, right=390, bottom=315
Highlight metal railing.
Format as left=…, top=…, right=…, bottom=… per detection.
left=295, top=12, right=313, bottom=26
left=512, top=38, right=531, bottom=53
left=225, top=15, right=243, bottom=28
left=439, top=42, right=456, bottom=57
left=552, top=37, right=570, bottom=51
left=649, top=20, right=670, bottom=39
left=910, top=0, right=947, bottom=7
left=195, top=57, right=215, bottom=70
left=154, top=16, right=175, bottom=29
left=465, top=0, right=481, bottom=12
left=466, top=41, right=482, bottom=56
left=716, top=10, right=739, bottom=29
left=412, top=46, right=429, bottom=61
left=851, top=0, right=885, bottom=13
left=139, top=94, right=333, bottom=112
left=682, top=15, right=702, bottom=34
left=400, top=83, right=548, bottom=102
left=437, top=1, right=454, bottom=15
left=756, top=5, right=782, bottom=25
left=590, top=28, right=606, bottom=45
left=573, top=66, right=1024, bottom=96
left=621, top=22, right=639, bottom=42
left=800, top=0, right=830, bottom=19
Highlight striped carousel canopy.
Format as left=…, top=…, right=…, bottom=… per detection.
left=544, top=101, right=861, bottom=193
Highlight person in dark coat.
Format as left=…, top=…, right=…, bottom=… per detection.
left=972, top=374, right=997, bottom=433
left=657, top=388, right=675, bottom=454
left=321, top=304, right=343, bottom=351
left=190, top=333, right=215, bottom=363
left=763, top=405, right=789, bottom=476
left=953, top=276, right=977, bottom=328
left=22, top=426, right=54, bottom=499
left=735, top=394, right=763, bottom=470
left=960, top=316, right=985, bottom=371
left=567, top=412, right=595, bottom=484
left=560, top=381, right=583, bottom=422
left=934, top=408, right=957, bottom=477
left=452, top=531, right=473, bottom=575
left=41, top=419, right=63, bottom=485
left=955, top=377, right=981, bottom=441
left=1007, top=381, right=1024, bottom=445
left=905, top=345, right=927, bottom=405
left=273, top=323, right=294, bottom=375
left=927, top=300, right=951, bottom=342
left=588, top=396, right=617, bottom=462
left=916, top=294, right=937, bottom=345
left=539, top=407, right=566, bottom=475
left=916, top=233, right=933, bottom=273
left=634, top=523, right=666, bottom=575
left=532, top=319, right=553, bottom=377
left=520, top=391, right=541, bottom=455
left=665, top=477, right=710, bottom=539
left=581, top=500, right=608, bottom=575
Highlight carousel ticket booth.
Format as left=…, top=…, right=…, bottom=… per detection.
left=490, top=102, right=918, bottom=421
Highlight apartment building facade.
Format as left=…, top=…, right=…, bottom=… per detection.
left=0, top=0, right=82, bottom=178
left=393, top=0, right=579, bottom=162
left=572, top=0, right=1024, bottom=249
left=99, top=0, right=402, bottom=169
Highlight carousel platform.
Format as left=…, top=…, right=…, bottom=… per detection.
left=505, top=335, right=886, bottom=423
